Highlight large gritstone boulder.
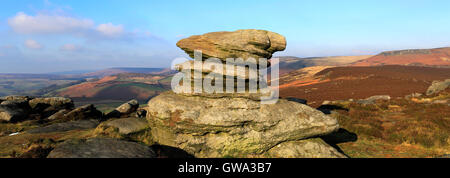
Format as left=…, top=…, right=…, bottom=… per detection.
left=146, top=92, right=340, bottom=158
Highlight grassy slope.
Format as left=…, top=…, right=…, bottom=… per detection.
left=328, top=90, right=450, bottom=158
left=0, top=79, right=78, bottom=96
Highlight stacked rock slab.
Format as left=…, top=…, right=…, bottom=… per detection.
left=174, top=29, right=286, bottom=99
left=146, top=29, right=345, bottom=158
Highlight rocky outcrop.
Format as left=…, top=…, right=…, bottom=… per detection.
left=47, top=138, right=156, bottom=158
left=146, top=29, right=344, bottom=158
left=426, top=79, right=450, bottom=95
left=174, top=29, right=286, bottom=99
left=0, top=96, right=33, bottom=103
left=28, top=97, right=74, bottom=111
left=0, top=96, right=77, bottom=122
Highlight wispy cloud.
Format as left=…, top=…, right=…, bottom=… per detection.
left=7, top=11, right=142, bottom=41
left=8, top=12, right=94, bottom=34
left=24, top=39, right=43, bottom=49
left=96, top=23, right=124, bottom=38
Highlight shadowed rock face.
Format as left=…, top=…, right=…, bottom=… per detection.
left=176, top=29, right=286, bottom=61
left=146, top=92, right=340, bottom=158
left=27, top=120, right=100, bottom=134
left=0, top=96, right=32, bottom=122
left=0, top=105, right=27, bottom=122
left=265, top=138, right=346, bottom=158
left=47, top=138, right=156, bottom=158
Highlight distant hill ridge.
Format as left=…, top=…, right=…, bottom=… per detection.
left=352, top=47, right=450, bottom=67
left=82, top=67, right=175, bottom=78
left=379, top=47, right=450, bottom=56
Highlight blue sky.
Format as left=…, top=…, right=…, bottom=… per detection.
left=0, top=0, right=449, bottom=73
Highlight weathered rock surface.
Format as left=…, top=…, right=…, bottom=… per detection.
left=63, top=104, right=103, bottom=121
left=265, top=138, right=346, bottom=158
left=116, top=99, right=139, bottom=114
left=0, top=96, right=77, bottom=122
left=357, top=95, right=391, bottom=105
left=1, top=99, right=30, bottom=110
left=0, top=96, right=33, bottom=102
left=175, top=60, right=261, bottom=80
left=426, top=79, right=450, bottom=95
left=177, top=29, right=286, bottom=62
left=46, top=109, right=70, bottom=120
left=146, top=92, right=339, bottom=157
left=98, top=117, right=149, bottom=135
left=105, top=100, right=139, bottom=118
left=47, top=138, right=156, bottom=158
left=27, top=120, right=99, bottom=134
left=173, top=84, right=272, bottom=101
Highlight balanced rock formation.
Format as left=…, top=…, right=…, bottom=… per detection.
left=146, top=29, right=344, bottom=158
left=174, top=29, right=286, bottom=99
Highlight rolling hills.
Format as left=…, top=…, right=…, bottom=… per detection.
left=80, top=67, right=175, bottom=78
left=50, top=73, right=172, bottom=101
left=276, top=55, right=373, bottom=75
left=279, top=65, right=450, bottom=107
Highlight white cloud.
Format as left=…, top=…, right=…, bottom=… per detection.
left=7, top=12, right=138, bottom=41
left=60, top=44, right=81, bottom=51
left=8, top=12, right=94, bottom=34
left=96, top=23, right=124, bottom=37
left=24, top=40, right=43, bottom=49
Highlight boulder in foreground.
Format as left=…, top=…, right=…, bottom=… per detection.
left=146, top=92, right=339, bottom=158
